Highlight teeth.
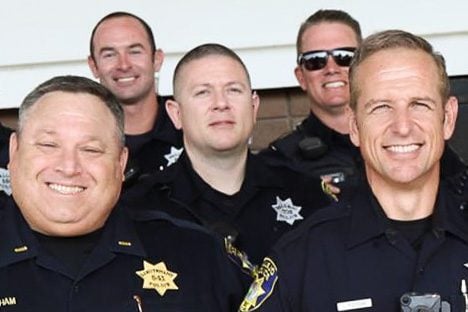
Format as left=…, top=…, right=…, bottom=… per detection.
left=117, top=77, right=135, bottom=82
left=324, top=81, right=345, bottom=88
left=387, top=144, right=419, bottom=153
left=48, top=183, right=85, bottom=195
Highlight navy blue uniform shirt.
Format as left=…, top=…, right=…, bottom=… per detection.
left=123, top=95, right=183, bottom=195
left=0, top=198, right=244, bottom=311
left=241, top=181, right=468, bottom=311
left=124, top=151, right=331, bottom=272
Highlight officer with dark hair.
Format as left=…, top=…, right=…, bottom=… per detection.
left=1, top=75, right=243, bottom=311
left=123, top=43, right=331, bottom=278
left=88, top=12, right=183, bottom=194
left=241, top=30, right=468, bottom=311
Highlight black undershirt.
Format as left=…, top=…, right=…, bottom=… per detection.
left=34, top=228, right=103, bottom=278
left=389, top=216, right=432, bottom=251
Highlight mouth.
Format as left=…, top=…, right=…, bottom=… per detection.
left=47, top=183, right=86, bottom=195
left=323, top=81, right=346, bottom=89
left=385, top=143, right=422, bottom=154
left=209, top=120, right=235, bottom=127
left=114, top=76, right=137, bottom=83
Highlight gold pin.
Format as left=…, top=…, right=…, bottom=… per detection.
left=118, top=241, right=132, bottom=247
left=14, top=246, right=28, bottom=253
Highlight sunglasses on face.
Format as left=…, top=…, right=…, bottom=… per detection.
left=297, top=47, right=356, bottom=71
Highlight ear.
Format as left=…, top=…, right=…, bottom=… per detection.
left=294, top=66, right=307, bottom=91
left=348, top=110, right=360, bottom=147
left=87, top=55, right=99, bottom=79
left=251, top=91, right=260, bottom=124
left=119, top=147, right=129, bottom=181
left=153, top=49, right=164, bottom=73
left=443, top=96, right=458, bottom=140
left=9, top=132, right=18, bottom=163
left=165, top=99, right=183, bottom=130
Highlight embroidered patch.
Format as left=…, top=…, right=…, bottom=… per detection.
left=239, top=257, right=278, bottom=311
left=272, top=196, right=303, bottom=225
left=164, top=147, right=183, bottom=167
left=136, top=261, right=179, bottom=296
left=0, top=168, right=12, bottom=196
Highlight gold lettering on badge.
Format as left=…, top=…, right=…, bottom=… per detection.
left=136, top=261, right=179, bottom=296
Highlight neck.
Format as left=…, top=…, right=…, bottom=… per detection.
left=310, top=105, right=350, bottom=134
left=123, top=94, right=159, bottom=135
left=367, top=166, right=440, bottom=221
left=186, top=146, right=248, bottom=195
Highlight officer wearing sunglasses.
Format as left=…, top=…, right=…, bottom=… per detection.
left=259, top=9, right=364, bottom=198
left=259, top=9, right=466, bottom=201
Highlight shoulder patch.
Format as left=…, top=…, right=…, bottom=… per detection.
left=239, top=257, right=278, bottom=311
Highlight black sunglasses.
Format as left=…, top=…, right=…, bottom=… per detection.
left=297, top=47, right=356, bottom=71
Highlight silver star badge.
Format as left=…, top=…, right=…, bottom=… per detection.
left=164, top=147, right=184, bottom=167
left=272, top=196, right=303, bottom=225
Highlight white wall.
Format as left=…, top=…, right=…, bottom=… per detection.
left=1, top=0, right=468, bottom=108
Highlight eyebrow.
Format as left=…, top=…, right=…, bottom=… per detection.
left=364, top=96, right=437, bottom=109
left=98, top=43, right=146, bottom=55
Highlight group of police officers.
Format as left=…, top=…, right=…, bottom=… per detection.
left=0, top=8, right=467, bottom=312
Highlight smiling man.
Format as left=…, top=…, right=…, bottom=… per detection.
left=2, top=75, right=244, bottom=311
left=88, top=12, right=182, bottom=193
left=123, top=44, right=330, bottom=278
left=241, top=30, right=468, bottom=311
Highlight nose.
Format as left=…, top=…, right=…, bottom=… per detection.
left=212, top=91, right=230, bottom=111
left=55, top=148, right=82, bottom=176
left=390, top=107, right=413, bottom=136
left=117, top=53, right=131, bottom=71
left=323, top=55, right=341, bottom=74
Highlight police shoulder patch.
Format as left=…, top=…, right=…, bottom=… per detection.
left=239, top=257, right=278, bottom=312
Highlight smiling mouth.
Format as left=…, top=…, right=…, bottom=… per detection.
left=323, top=81, right=345, bottom=89
left=115, top=76, right=136, bottom=83
left=386, top=144, right=421, bottom=153
left=47, top=183, right=85, bottom=195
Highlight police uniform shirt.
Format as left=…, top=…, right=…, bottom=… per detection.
left=0, top=198, right=244, bottom=312
left=125, top=151, right=331, bottom=268
left=240, top=181, right=468, bottom=312
left=123, top=95, right=183, bottom=193
left=259, top=113, right=363, bottom=188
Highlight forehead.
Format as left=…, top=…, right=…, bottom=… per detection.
left=301, top=22, right=358, bottom=52
left=355, top=49, right=441, bottom=102
left=178, top=55, right=249, bottom=87
left=93, top=16, right=150, bottom=47
left=24, top=91, right=115, bottom=131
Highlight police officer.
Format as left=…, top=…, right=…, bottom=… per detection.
left=2, top=76, right=243, bottom=311
left=240, top=30, right=468, bottom=311
left=259, top=10, right=465, bottom=199
left=88, top=12, right=183, bottom=194
left=124, top=44, right=331, bottom=275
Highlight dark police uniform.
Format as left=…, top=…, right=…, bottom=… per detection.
left=0, top=123, right=12, bottom=205
left=259, top=113, right=363, bottom=191
left=0, top=198, right=244, bottom=312
left=124, top=152, right=331, bottom=273
left=123, top=95, right=183, bottom=194
left=240, top=181, right=468, bottom=312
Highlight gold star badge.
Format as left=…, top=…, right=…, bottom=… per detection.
left=136, top=261, right=179, bottom=296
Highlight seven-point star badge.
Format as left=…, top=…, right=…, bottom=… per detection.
left=271, top=196, right=303, bottom=225
left=164, top=147, right=184, bottom=167
left=136, top=261, right=179, bottom=296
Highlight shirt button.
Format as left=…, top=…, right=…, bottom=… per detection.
left=74, top=285, right=80, bottom=293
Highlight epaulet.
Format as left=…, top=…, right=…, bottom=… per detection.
left=267, top=130, right=303, bottom=157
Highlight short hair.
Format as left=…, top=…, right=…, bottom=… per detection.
left=89, top=11, right=156, bottom=61
left=349, top=29, right=449, bottom=111
left=296, top=9, right=362, bottom=55
left=172, top=43, right=252, bottom=99
left=18, top=75, right=125, bottom=147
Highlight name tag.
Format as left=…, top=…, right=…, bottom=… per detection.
left=337, top=298, right=373, bottom=311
